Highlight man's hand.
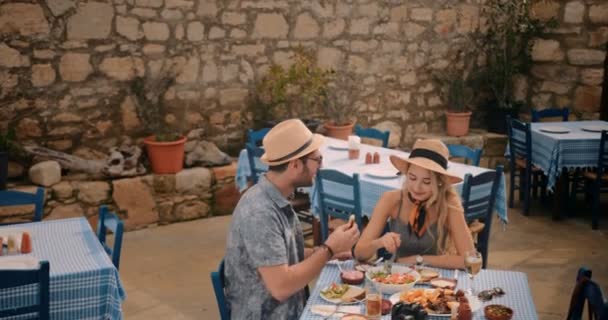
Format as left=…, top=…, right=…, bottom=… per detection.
left=324, top=222, right=360, bottom=254
left=376, top=232, right=401, bottom=253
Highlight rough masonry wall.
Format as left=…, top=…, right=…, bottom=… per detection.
left=0, top=0, right=606, bottom=157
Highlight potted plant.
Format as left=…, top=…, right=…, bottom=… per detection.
left=434, top=49, right=477, bottom=137
left=250, top=47, right=333, bottom=132
left=473, top=0, right=556, bottom=133
left=131, top=61, right=186, bottom=174
left=0, top=126, right=28, bottom=189
left=322, top=71, right=358, bottom=140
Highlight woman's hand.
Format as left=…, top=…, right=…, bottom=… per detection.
left=375, top=232, right=401, bottom=254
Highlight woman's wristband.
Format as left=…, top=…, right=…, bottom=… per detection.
left=320, top=243, right=334, bottom=259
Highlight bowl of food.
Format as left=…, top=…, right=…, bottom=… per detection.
left=341, top=270, right=365, bottom=285
left=365, top=265, right=420, bottom=295
left=484, top=304, right=513, bottom=320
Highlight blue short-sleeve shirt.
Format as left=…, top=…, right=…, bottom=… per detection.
left=225, top=175, right=305, bottom=320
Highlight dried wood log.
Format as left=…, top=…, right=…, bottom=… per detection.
left=24, top=145, right=105, bottom=173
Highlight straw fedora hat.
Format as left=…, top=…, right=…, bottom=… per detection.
left=390, top=139, right=462, bottom=184
left=260, top=119, right=325, bottom=166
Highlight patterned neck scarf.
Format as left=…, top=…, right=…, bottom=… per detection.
left=407, top=192, right=428, bottom=238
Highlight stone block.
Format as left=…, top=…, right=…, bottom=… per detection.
left=46, top=0, right=76, bottom=17
left=121, top=95, right=141, bottom=131
left=17, top=118, right=42, bottom=139
left=531, top=39, right=564, bottom=62
left=59, top=53, right=92, bottom=82
left=531, top=65, right=578, bottom=83
left=202, top=62, right=218, bottom=83
left=67, top=2, right=113, bottom=40
left=589, top=27, right=608, bottom=47
left=176, top=167, right=212, bottom=195
left=219, top=88, right=248, bottom=107
left=77, top=181, right=110, bottom=205
left=404, top=23, right=426, bottom=40
left=564, top=1, right=585, bottom=24
left=0, top=44, right=30, bottom=68
left=143, top=21, right=170, bottom=41
left=531, top=1, right=560, bottom=21
left=161, top=9, right=183, bottom=20
left=410, top=8, right=433, bottom=22
left=31, top=64, right=56, bottom=87
left=580, top=68, right=604, bottom=86
left=187, top=21, right=205, bottom=41
left=47, top=203, right=83, bottom=220
left=567, top=49, right=605, bottom=66
left=253, top=13, right=288, bottom=38
left=165, top=0, right=193, bottom=8
left=316, top=47, right=343, bottom=70
left=136, top=0, right=163, bottom=8
left=153, top=174, right=176, bottom=193
left=589, top=4, right=608, bottom=24
left=131, top=8, right=157, bottom=18
left=174, top=200, right=210, bottom=220
left=574, top=86, right=602, bottom=112
left=176, top=56, right=199, bottom=84
left=0, top=3, right=50, bottom=36
left=347, top=55, right=367, bottom=74
left=232, top=44, right=265, bottom=56
left=457, top=5, right=479, bottom=34
left=143, top=44, right=165, bottom=56
left=29, top=161, right=61, bottom=187
left=222, top=12, right=246, bottom=25
left=323, top=19, right=345, bottom=38
left=211, top=162, right=237, bottom=181
left=51, top=181, right=73, bottom=200
left=390, top=5, right=407, bottom=21
left=435, top=9, right=457, bottom=35
left=113, top=176, right=158, bottom=229
left=540, top=81, right=572, bottom=95
left=209, top=26, right=225, bottom=39
left=483, top=133, right=508, bottom=157
left=116, top=16, right=142, bottom=40
left=197, top=0, right=218, bottom=17
left=349, top=18, right=370, bottom=35
left=294, top=12, right=319, bottom=39
left=8, top=161, right=24, bottom=178
left=99, top=56, right=144, bottom=81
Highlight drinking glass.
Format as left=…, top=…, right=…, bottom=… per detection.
left=365, top=280, right=382, bottom=319
left=464, top=250, right=483, bottom=295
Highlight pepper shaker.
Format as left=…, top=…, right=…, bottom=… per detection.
left=373, top=152, right=380, bottom=164
left=365, top=152, right=373, bottom=164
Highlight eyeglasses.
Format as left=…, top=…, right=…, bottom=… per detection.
left=477, top=287, right=505, bottom=301
left=303, top=155, right=323, bottom=164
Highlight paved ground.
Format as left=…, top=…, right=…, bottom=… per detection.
left=120, top=195, right=608, bottom=319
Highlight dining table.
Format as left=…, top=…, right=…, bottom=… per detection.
left=0, top=217, right=126, bottom=319
left=236, top=137, right=508, bottom=224
left=299, top=260, right=537, bottom=320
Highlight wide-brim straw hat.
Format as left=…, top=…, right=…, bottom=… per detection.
left=260, top=119, right=325, bottom=166
left=390, top=139, right=463, bottom=184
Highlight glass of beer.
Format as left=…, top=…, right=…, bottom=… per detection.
left=365, top=281, right=382, bottom=319
left=464, top=250, right=483, bottom=295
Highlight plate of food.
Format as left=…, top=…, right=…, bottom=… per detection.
left=320, top=283, right=366, bottom=304
left=389, top=288, right=481, bottom=317
left=365, top=265, right=420, bottom=294
left=539, top=126, right=570, bottom=134
left=365, top=166, right=399, bottom=179
left=580, top=124, right=608, bottom=133
left=418, top=268, right=440, bottom=283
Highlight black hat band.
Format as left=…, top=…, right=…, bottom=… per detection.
left=408, top=148, right=448, bottom=169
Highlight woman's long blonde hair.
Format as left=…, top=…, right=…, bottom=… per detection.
left=415, top=171, right=460, bottom=254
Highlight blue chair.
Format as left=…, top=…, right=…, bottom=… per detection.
left=507, top=117, right=545, bottom=216
left=210, top=260, right=230, bottom=320
left=531, top=107, right=569, bottom=122
left=97, top=205, right=124, bottom=269
left=315, top=169, right=363, bottom=242
left=582, top=130, right=608, bottom=229
left=245, top=142, right=267, bottom=185
left=247, top=128, right=270, bottom=147
left=567, top=267, right=606, bottom=320
left=354, top=124, right=390, bottom=148
left=0, top=187, right=45, bottom=224
left=461, top=165, right=504, bottom=269
left=0, top=260, right=50, bottom=319
left=447, top=144, right=482, bottom=166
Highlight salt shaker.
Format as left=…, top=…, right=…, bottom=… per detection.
left=365, top=152, right=373, bottom=164
left=348, top=135, right=361, bottom=160
left=373, top=152, right=380, bottom=164
left=21, top=232, right=32, bottom=254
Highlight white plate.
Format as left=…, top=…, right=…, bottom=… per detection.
left=540, top=126, right=570, bottom=134
left=389, top=289, right=481, bottom=317
left=320, top=285, right=365, bottom=304
left=365, top=166, right=399, bottom=179
left=0, top=256, right=39, bottom=270
left=328, top=144, right=349, bottom=151
left=580, top=125, right=608, bottom=133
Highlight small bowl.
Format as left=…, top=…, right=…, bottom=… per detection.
left=341, top=270, right=365, bottom=285
left=365, top=265, right=420, bottom=295
left=484, top=304, right=514, bottom=320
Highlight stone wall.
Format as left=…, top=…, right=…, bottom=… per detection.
left=526, top=0, right=607, bottom=117
left=0, top=163, right=239, bottom=229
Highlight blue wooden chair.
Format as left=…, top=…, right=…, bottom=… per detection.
left=582, top=130, right=608, bottom=229
left=315, top=169, right=363, bottom=242
left=0, top=260, right=50, bottom=319
left=461, top=165, right=504, bottom=269
left=0, top=187, right=45, bottom=224
left=354, top=124, right=390, bottom=148
left=210, top=260, right=230, bottom=320
left=531, top=107, right=569, bottom=122
left=247, top=128, right=271, bottom=147
left=97, top=205, right=124, bottom=269
left=245, top=142, right=267, bottom=185
left=507, top=117, right=545, bottom=216
left=567, top=267, right=607, bottom=320
left=447, top=144, right=482, bottom=166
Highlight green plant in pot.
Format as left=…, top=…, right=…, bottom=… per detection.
left=473, top=0, right=557, bottom=133
left=131, top=61, right=186, bottom=174
left=322, top=71, right=358, bottom=140
left=0, top=126, right=28, bottom=189
left=250, top=47, right=333, bottom=132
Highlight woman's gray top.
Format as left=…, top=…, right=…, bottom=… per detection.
left=389, top=192, right=439, bottom=258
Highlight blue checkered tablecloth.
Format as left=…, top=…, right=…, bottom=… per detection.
left=527, top=121, right=608, bottom=191
left=236, top=138, right=508, bottom=223
left=0, top=217, right=126, bottom=319
left=299, top=260, right=537, bottom=320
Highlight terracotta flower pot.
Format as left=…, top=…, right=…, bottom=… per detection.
left=323, top=122, right=355, bottom=140
left=446, top=111, right=472, bottom=137
left=143, top=135, right=187, bottom=174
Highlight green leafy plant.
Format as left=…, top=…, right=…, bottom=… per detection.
left=323, top=71, right=358, bottom=126
left=433, top=49, right=477, bottom=113
left=0, top=126, right=26, bottom=159
left=473, top=0, right=557, bottom=109
left=251, top=47, right=334, bottom=126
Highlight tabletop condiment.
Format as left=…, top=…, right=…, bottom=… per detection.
left=0, top=237, right=3, bottom=255
left=21, top=232, right=32, bottom=254
left=457, top=297, right=472, bottom=320
left=365, top=152, right=373, bottom=164
left=7, top=235, right=17, bottom=254
left=373, top=152, right=380, bottom=164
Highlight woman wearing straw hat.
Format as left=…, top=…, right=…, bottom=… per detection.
left=225, top=119, right=360, bottom=319
left=353, top=139, right=475, bottom=269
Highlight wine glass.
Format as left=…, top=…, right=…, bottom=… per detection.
left=464, top=250, right=483, bottom=295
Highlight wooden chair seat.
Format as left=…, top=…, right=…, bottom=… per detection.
left=515, top=158, right=542, bottom=171
left=583, top=171, right=608, bottom=182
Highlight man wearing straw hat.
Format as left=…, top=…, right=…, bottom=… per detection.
left=224, top=119, right=360, bottom=319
